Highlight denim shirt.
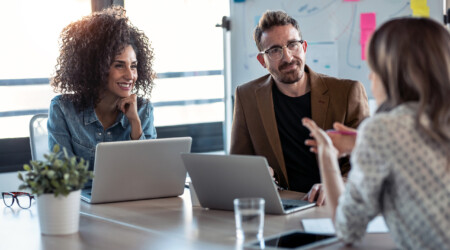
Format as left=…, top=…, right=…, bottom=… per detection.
left=48, top=95, right=157, bottom=170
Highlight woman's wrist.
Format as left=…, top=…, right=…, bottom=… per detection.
left=320, top=146, right=339, bottom=160
left=129, top=114, right=141, bottom=126
left=129, top=118, right=143, bottom=140
left=319, top=148, right=341, bottom=173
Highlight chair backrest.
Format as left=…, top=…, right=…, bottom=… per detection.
left=29, top=114, right=49, bottom=161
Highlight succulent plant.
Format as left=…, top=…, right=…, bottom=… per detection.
left=18, top=144, right=94, bottom=197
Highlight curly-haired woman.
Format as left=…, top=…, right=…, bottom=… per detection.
left=48, top=6, right=156, bottom=170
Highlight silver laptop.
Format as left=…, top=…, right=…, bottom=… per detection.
left=181, top=153, right=315, bottom=214
left=81, top=137, right=192, bottom=204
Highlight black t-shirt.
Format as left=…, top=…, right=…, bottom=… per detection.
left=272, top=84, right=320, bottom=192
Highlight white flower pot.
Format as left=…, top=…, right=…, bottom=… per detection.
left=37, top=190, right=81, bottom=235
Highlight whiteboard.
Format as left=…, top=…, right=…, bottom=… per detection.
left=229, top=0, right=444, bottom=98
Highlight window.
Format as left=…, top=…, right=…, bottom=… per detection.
left=126, top=0, right=229, bottom=127
left=0, top=0, right=92, bottom=139
left=0, top=0, right=229, bottom=140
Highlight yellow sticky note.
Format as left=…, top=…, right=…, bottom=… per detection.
left=410, top=0, right=428, bottom=8
left=412, top=7, right=430, bottom=17
left=410, top=0, right=430, bottom=17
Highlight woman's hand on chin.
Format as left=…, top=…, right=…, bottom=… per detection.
left=117, top=94, right=139, bottom=123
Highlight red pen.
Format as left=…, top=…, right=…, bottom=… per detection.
left=326, top=130, right=357, bottom=136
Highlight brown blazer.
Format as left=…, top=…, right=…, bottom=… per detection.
left=230, top=65, right=370, bottom=189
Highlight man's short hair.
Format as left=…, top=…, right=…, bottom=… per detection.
left=253, top=10, right=302, bottom=51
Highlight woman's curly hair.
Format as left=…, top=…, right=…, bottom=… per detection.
left=51, top=6, right=155, bottom=112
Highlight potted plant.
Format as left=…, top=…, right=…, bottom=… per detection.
left=18, top=144, right=93, bottom=235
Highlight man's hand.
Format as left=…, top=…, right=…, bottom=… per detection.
left=302, top=183, right=325, bottom=206
left=268, top=166, right=284, bottom=191
left=268, top=166, right=275, bottom=179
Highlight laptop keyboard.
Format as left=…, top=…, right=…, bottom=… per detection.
left=82, top=181, right=93, bottom=197
left=81, top=188, right=93, bottom=199
left=283, top=204, right=298, bottom=210
left=281, top=199, right=310, bottom=210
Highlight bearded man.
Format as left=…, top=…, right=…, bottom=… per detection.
left=230, top=10, right=370, bottom=205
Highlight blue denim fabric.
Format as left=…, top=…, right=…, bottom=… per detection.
left=48, top=95, right=157, bottom=170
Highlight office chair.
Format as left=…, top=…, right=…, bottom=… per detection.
left=29, top=113, right=49, bottom=161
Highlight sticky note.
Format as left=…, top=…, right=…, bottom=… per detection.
left=412, top=7, right=430, bottom=17
left=360, top=13, right=376, bottom=29
left=410, top=0, right=428, bottom=8
left=410, top=0, right=430, bottom=17
left=360, top=13, right=376, bottom=60
left=361, top=44, right=367, bottom=61
left=360, top=30, right=373, bottom=39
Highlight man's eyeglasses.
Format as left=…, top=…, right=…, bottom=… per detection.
left=2, top=192, right=35, bottom=209
left=260, top=40, right=305, bottom=61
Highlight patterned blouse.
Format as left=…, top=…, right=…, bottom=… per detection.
left=335, top=103, right=449, bottom=249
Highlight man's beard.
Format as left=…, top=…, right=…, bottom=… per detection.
left=274, top=60, right=304, bottom=84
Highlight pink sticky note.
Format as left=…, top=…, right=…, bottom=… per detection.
left=360, top=30, right=373, bottom=40
left=360, top=13, right=376, bottom=60
left=361, top=43, right=367, bottom=60
left=360, top=13, right=376, bottom=29
left=361, top=29, right=373, bottom=36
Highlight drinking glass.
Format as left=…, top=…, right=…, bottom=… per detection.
left=233, top=197, right=265, bottom=240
